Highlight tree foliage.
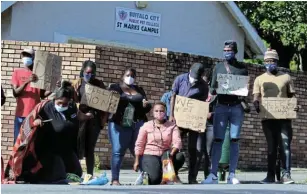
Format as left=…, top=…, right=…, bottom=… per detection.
left=237, top=1, right=307, bottom=71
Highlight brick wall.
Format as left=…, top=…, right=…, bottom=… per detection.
left=1, top=40, right=307, bottom=170
left=166, top=51, right=307, bottom=169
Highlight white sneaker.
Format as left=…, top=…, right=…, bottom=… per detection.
left=227, top=173, right=240, bottom=184
left=201, top=173, right=218, bottom=184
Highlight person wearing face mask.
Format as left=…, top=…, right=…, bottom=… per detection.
left=108, top=68, right=152, bottom=185
left=169, top=63, right=209, bottom=184
left=253, top=49, right=297, bottom=184
left=4, top=81, right=92, bottom=184
left=11, top=48, right=52, bottom=144
left=72, top=60, right=108, bottom=177
left=133, top=102, right=185, bottom=185
left=202, top=41, right=249, bottom=185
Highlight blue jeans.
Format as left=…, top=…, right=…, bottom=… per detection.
left=108, top=121, right=144, bottom=181
left=210, top=103, right=244, bottom=175
left=14, top=116, right=26, bottom=144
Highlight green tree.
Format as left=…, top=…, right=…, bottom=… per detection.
left=237, top=1, right=307, bottom=71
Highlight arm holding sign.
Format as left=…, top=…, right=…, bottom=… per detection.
left=12, top=72, right=38, bottom=97
left=252, top=77, right=261, bottom=113
left=287, top=75, right=299, bottom=111
left=169, top=76, right=180, bottom=123
left=209, top=65, right=217, bottom=95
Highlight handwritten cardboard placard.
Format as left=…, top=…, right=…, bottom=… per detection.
left=30, top=51, right=62, bottom=91
left=81, top=84, right=120, bottom=114
left=174, top=96, right=209, bottom=133
left=260, top=97, right=297, bottom=119
left=216, top=73, right=250, bottom=96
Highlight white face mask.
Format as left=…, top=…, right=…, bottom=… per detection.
left=189, top=74, right=196, bottom=84
left=55, top=104, right=68, bottom=112
left=124, top=76, right=135, bottom=85
left=22, top=57, right=33, bottom=66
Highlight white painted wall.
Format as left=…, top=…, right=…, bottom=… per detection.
left=2, top=1, right=245, bottom=60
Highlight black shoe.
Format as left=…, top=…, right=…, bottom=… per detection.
left=188, top=180, right=198, bottom=184
left=260, top=177, right=275, bottom=184
left=281, top=173, right=295, bottom=184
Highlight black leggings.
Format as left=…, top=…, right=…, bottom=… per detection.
left=84, top=121, right=101, bottom=175
left=141, top=151, right=185, bottom=185
left=262, top=119, right=293, bottom=178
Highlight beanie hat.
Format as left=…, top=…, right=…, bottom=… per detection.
left=264, top=49, right=279, bottom=60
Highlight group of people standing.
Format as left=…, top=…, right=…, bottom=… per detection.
left=2, top=40, right=297, bottom=185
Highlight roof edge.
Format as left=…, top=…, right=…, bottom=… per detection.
left=223, top=1, right=267, bottom=56
left=1, top=1, right=17, bottom=13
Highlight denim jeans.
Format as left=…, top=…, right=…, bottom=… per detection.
left=14, top=116, right=26, bottom=144
left=108, top=121, right=144, bottom=181
left=204, top=125, right=214, bottom=177
left=210, top=103, right=244, bottom=175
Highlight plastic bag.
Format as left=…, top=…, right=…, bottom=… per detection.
left=81, top=172, right=109, bottom=185
left=161, top=159, right=176, bottom=184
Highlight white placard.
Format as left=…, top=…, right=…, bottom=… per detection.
left=115, top=7, right=161, bottom=37
left=216, top=73, right=250, bottom=96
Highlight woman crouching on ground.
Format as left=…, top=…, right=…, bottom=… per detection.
left=133, top=102, right=185, bottom=185
left=4, top=81, right=93, bottom=184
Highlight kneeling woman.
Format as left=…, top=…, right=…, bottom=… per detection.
left=133, top=102, right=185, bottom=185
left=5, top=82, right=93, bottom=183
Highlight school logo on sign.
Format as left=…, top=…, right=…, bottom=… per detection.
left=118, top=10, right=128, bottom=20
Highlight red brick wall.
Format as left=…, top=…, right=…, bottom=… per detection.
left=1, top=40, right=307, bottom=170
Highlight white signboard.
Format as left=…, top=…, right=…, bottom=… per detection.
left=216, top=73, right=250, bottom=96
left=115, top=7, right=161, bottom=37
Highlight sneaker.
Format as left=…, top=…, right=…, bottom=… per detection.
left=201, top=173, right=218, bottom=184
left=227, top=173, right=240, bottom=184
left=281, top=173, right=295, bottom=184
left=260, top=177, right=275, bottom=184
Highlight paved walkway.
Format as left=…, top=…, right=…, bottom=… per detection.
left=95, top=169, right=307, bottom=185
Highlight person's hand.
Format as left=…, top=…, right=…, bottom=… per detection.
left=253, top=100, right=260, bottom=113
left=33, top=119, right=43, bottom=127
left=169, top=115, right=176, bottom=123
left=27, top=74, right=38, bottom=83
left=56, top=80, right=62, bottom=88
left=85, top=112, right=94, bottom=120
left=133, top=161, right=139, bottom=172
left=207, top=112, right=212, bottom=119
left=294, top=106, right=299, bottom=112
left=142, top=99, right=149, bottom=108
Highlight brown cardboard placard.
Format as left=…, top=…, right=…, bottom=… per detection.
left=216, top=73, right=250, bottom=96
left=81, top=84, right=120, bottom=114
left=174, top=95, right=209, bottom=133
left=30, top=50, right=62, bottom=91
left=259, top=97, right=297, bottom=119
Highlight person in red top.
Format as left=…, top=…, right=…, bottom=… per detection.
left=11, top=48, right=52, bottom=144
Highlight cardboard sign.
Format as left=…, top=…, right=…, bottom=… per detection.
left=30, top=51, right=62, bottom=91
left=81, top=84, right=120, bottom=114
left=260, top=97, right=297, bottom=119
left=216, top=73, right=249, bottom=96
left=174, top=96, right=209, bottom=133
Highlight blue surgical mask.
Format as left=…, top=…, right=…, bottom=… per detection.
left=265, top=64, right=278, bottom=73
left=223, top=51, right=235, bottom=61
left=22, top=57, right=33, bottom=66
left=55, top=104, right=68, bottom=112
left=83, top=73, right=93, bottom=82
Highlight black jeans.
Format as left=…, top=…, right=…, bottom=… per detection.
left=141, top=151, right=185, bottom=185
left=180, top=129, right=204, bottom=182
left=262, top=119, right=293, bottom=178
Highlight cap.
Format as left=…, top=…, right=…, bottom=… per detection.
left=21, top=48, right=35, bottom=56
left=264, top=48, right=279, bottom=61
left=224, top=40, right=238, bottom=54
left=190, top=63, right=205, bottom=79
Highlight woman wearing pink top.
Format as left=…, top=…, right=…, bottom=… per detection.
left=133, top=102, right=185, bottom=185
